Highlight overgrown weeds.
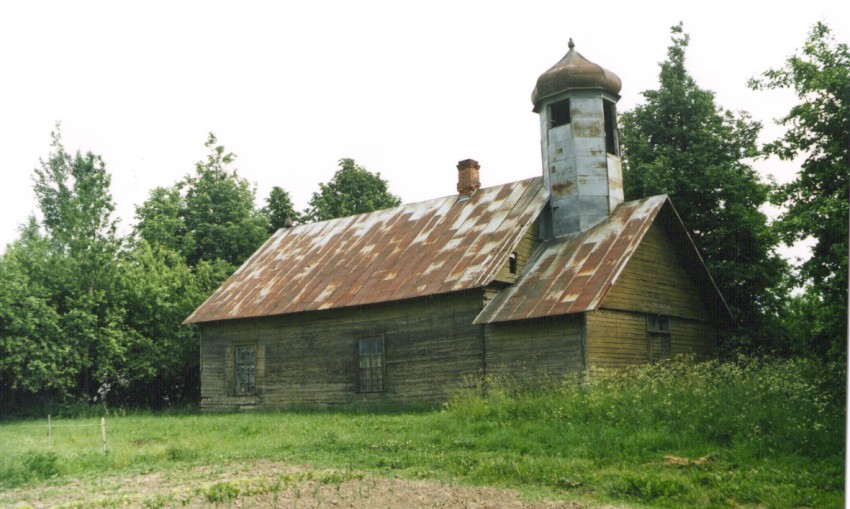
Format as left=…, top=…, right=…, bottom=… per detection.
left=0, top=356, right=843, bottom=508
left=447, top=355, right=844, bottom=458
left=442, top=356, right=844, bottom=506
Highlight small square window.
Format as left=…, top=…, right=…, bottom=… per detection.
left=357, top=336, right=384, bottom=393
left=235, top=346, right=256, bottom=395
left=549, top=99, right=571, bottom=128
left=647, top=315, right=670, bottom=333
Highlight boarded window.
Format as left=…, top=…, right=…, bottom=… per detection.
left=603, top=99, right=619, bottom=156
left=647, top=315, right=671, bottom=363
left=549, top=99, right=571, bottom=128
left=235, top=346, right=256, bottom=395
left=357, top=336, right=384, bottom=393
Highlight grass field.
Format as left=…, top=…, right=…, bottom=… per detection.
left=0, top=357, right=844, bottom=508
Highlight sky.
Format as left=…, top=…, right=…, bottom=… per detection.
left=1, top=1, right=848, bottom=261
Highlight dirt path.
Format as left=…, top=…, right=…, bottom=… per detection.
left=2, top=460, right=609, bottom=508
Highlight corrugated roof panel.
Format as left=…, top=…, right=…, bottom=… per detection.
left=474, top=195, right=669, bottom=324
left=185, top=177, right=548, bottom=324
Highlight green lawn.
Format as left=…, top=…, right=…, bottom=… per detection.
left=0, top=357, right=844, bottom=508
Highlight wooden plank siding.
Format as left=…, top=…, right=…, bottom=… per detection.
left=485, top=314, right=585, bottom=381
left=586, top=222, right=716, bottom=368
left=199, top=290, right=485, bottom=410
left=493, top=218, right=541, bottom=284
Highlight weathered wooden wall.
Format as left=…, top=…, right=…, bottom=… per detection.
left=493, top=219, right=541, bottom=284
left=200, top=289, right=485, bottom=410
left=586, top=222, right=716, bottom=368
left=485, top=314, right=585, bottom=381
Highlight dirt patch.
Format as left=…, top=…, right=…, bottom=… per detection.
left=1, top=460, right=607, bottom=508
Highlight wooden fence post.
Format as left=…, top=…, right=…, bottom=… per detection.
left=101, top=417, right=107, bottom=454
left=48, top=414, right=52, bottom=448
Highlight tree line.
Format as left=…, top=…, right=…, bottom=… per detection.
left=0, top=22, right=846, bottom=411
left=0, top=133, right=400, bottom=412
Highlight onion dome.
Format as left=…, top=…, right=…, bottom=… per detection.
left=531, top=39, right=622, bottom=112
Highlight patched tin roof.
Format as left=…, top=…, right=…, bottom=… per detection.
left=474, top=195, right=730, bottom=324
left=531, top=39, right=622, bottom=111
left=185, top=177, right=548, bottom=324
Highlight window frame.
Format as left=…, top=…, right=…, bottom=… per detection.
left=603, top=99, right=620, bottom=156
left=646, top=315, right=671, bottom=363
left=548, top=99, right=571, bottom=128
left=356, top=335, right=385, bottom=394
left=234, top=345, right=257, bottom=395
left=508, top=252, right=518, bottom=275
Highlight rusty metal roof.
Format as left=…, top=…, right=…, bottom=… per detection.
left=474, top=195, right=731, bottom=324
left=532, top=38, right=622, bottom=111
left=185, top=177, right=548, bottom=324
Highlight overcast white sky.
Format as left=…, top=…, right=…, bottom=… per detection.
left=1, top=1, right=847, bottom=260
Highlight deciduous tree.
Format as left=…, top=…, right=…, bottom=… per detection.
left=620, top=24, right=787, bottom=351
left=749, top=22, right=849, bottom=359
left=263, top=185, right=300, bottom=232
left=304, top=158, right=401, bottom=222
left=135, top=133, right=269, bottom=269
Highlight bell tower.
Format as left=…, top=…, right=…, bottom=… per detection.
left=532, top=39, right=623, bottom=237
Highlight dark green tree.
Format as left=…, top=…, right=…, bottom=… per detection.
left=8, top=128, right=131, bottom=403
left=32, top=128, right=121, bottom=298
left=116, top=241, right=210, bottom=406
left=749, top=22, right=849, bottom=360
left=263, top=185, right=300, bottom=232
left=135, top=133, right=269, bottom=268
left=304, top=158, right=401, bottom=221
left=0, top=219, right=79, bottom=406
left=620, top=24, right=787, bottom=351
left=182, top=134, right=269, bottom=267
left=133, top=186, right=190, bottom=256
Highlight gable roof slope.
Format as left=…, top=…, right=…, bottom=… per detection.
left=185, top=177, right=548, bottom=324
left=474, top=195, right=732, bottom=325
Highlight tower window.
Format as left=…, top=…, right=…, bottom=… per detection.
left=549, top=99, right=571, bottom=128
left=603, top=100, right=619, bottom=156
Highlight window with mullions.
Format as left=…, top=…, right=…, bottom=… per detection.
left=357, top=336, right=384, bottom=393
left=235, top=346, right=256, bottom=395
left=646, top=315, right=671, bottom=363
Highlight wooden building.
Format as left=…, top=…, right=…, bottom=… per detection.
left=185, top=41, right=731, bottom=410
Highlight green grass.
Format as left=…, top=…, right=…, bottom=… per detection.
left=0, top=356, right=844, bottom=508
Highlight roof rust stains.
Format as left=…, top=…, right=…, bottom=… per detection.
left=474, top=195, right=669, bottom=324
left=185, top=177, right=548, bottom=324
left=531, top=39, right=622, bottom=111
left=551, top=180, right=573, bottom=196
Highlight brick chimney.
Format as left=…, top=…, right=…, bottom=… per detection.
left=457, top=159, right=481, bottom=197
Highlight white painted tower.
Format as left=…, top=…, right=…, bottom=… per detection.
left=532, top=39, right=623, bottom=238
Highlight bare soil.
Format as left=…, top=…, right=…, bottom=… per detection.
left=2, top=460, right=617, bottom=509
